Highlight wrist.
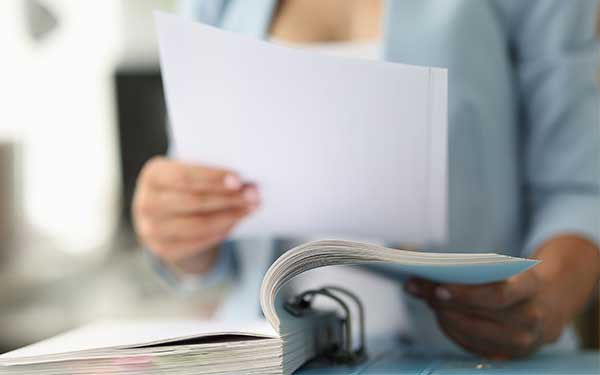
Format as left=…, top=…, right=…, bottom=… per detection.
left=531, top=234, right=600, bottom=328
left=532, top=234, right=600, bottom=282
left=149, top=242, right=235, bottom=292
left=169, top=246, right=221, bottom=276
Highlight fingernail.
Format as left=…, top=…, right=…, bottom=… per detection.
left=224, top=174, right=242, bottom=190
left=405, top=281, right=419, bottom=295
left=435, top=287, right=451, bottom=301
left=243, top=187, right=260, bottom=204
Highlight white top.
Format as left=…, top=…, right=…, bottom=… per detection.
left=271, top=39, right=381, bottom=61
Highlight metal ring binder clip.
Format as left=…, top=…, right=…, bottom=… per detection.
left=284, top=286, right=367, bottom=365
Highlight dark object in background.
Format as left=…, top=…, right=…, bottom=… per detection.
left=0, top=141, right=21, bottom=267
left=24, top=0, right=58, bottom=42
left=575, top=299, right=599, bottom=350
left=114, top=69, right=168, bottom=230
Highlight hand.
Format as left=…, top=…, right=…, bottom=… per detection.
left=404, top=235, right=600, bottom=359
left=132, top=156, right=260, bottom=274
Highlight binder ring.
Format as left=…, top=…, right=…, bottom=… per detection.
left=284, top=286, right=367, bottom=365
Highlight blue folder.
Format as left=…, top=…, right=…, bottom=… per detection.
left=298, top=339, right=600, bottom=374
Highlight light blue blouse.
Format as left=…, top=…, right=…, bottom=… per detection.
left=172, top=0, right=600, bottom=354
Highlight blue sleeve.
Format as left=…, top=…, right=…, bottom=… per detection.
left=149, top=240, right=238, bottom=292
left=508, top=0, right=600, bottom=256
left=177, top=0, right=231, bottom=25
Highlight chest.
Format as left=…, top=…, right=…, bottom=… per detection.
left=270, top=0, right=383, bottom=42
left=222, top=0, right=517, bottom=127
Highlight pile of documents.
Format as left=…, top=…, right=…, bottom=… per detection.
left=0, top=11, right=539, bottom=375
left=155, top=11, right=448, bottom=246
left=0, top=240, right=536, bottom=374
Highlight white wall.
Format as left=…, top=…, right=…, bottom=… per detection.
left=0, top=0, right=122, bottom=254
left=0, top=0, right=179, bottom=255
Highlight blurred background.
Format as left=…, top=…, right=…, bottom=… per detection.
left=0, top=0, right=226, bottom=353
left=0, top=0, right=598, bottom=355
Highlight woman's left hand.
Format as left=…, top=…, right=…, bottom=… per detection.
left=405, top=235, right=600, bottom=360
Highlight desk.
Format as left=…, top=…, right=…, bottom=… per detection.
left=299, top=340, right=599, bottom=374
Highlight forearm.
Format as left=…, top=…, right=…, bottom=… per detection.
left=531, top=234, right=600, bottom=325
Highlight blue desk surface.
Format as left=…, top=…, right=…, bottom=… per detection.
left=298, top=340, right=599, bottom=374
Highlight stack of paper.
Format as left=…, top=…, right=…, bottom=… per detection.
left=0, top=11, right=541, bottom=375
left=0, top=321, right=287, bottom=374
left=260, top=240, right=538, bottom=330
left=155, top=11, right=448, bottom=246
left=0, top=240, right=537, bottom=374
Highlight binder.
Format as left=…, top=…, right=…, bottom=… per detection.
left=284, top=286, right=368, bottom=366
left=0, top=240, right=548, bottom=375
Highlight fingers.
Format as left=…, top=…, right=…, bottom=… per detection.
left=133, top=157, right=263, bottom=267
left=436, top=312, right=515, bottom=360
left=405, top=276, right=547, bottom=359
left=435, top=308, right=543, bottom=359
left=406, top=271, right=541, bottom=310
left=404, top=278, right=437, bottom=301
left=138, top=207, right=251, bottom=244
left=140, top=156, right=242, bottom=193
left=138, top=184, right=260, bottom=217
left=436, top=318, right=498, bottom=358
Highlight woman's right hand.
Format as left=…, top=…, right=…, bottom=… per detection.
left=132, top=156, right=260, bottom=274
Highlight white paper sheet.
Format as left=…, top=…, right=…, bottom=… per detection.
left=154, top=12, right=448, bottom=246
left=0, top=320, right=276, bottom=363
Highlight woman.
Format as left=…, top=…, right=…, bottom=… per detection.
left=133, top=0, right=600, bottom=359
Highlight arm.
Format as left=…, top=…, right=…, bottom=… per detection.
left=134, top=157, right=258, bottom=288
left=406, top=0, right=600, bottom=358
left=406, top=235, right=600, bottom=359
left=515, top=0, right=600, bottom=256
left=142, top=0, right=242, bottom=288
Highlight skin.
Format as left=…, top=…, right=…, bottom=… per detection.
left=134, top=0, right=381, bottom=275
left=270, top=0, right=382, bottom=42
left=133, top=0, right=600, bottom=357
left=133, top=157, right=260, bottom=274
left=405, top=235, right=600, bottom=359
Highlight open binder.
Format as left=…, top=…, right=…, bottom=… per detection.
left=284, top=286, right=367, bottom=366
left=0, top=240, right=537, bottom=374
